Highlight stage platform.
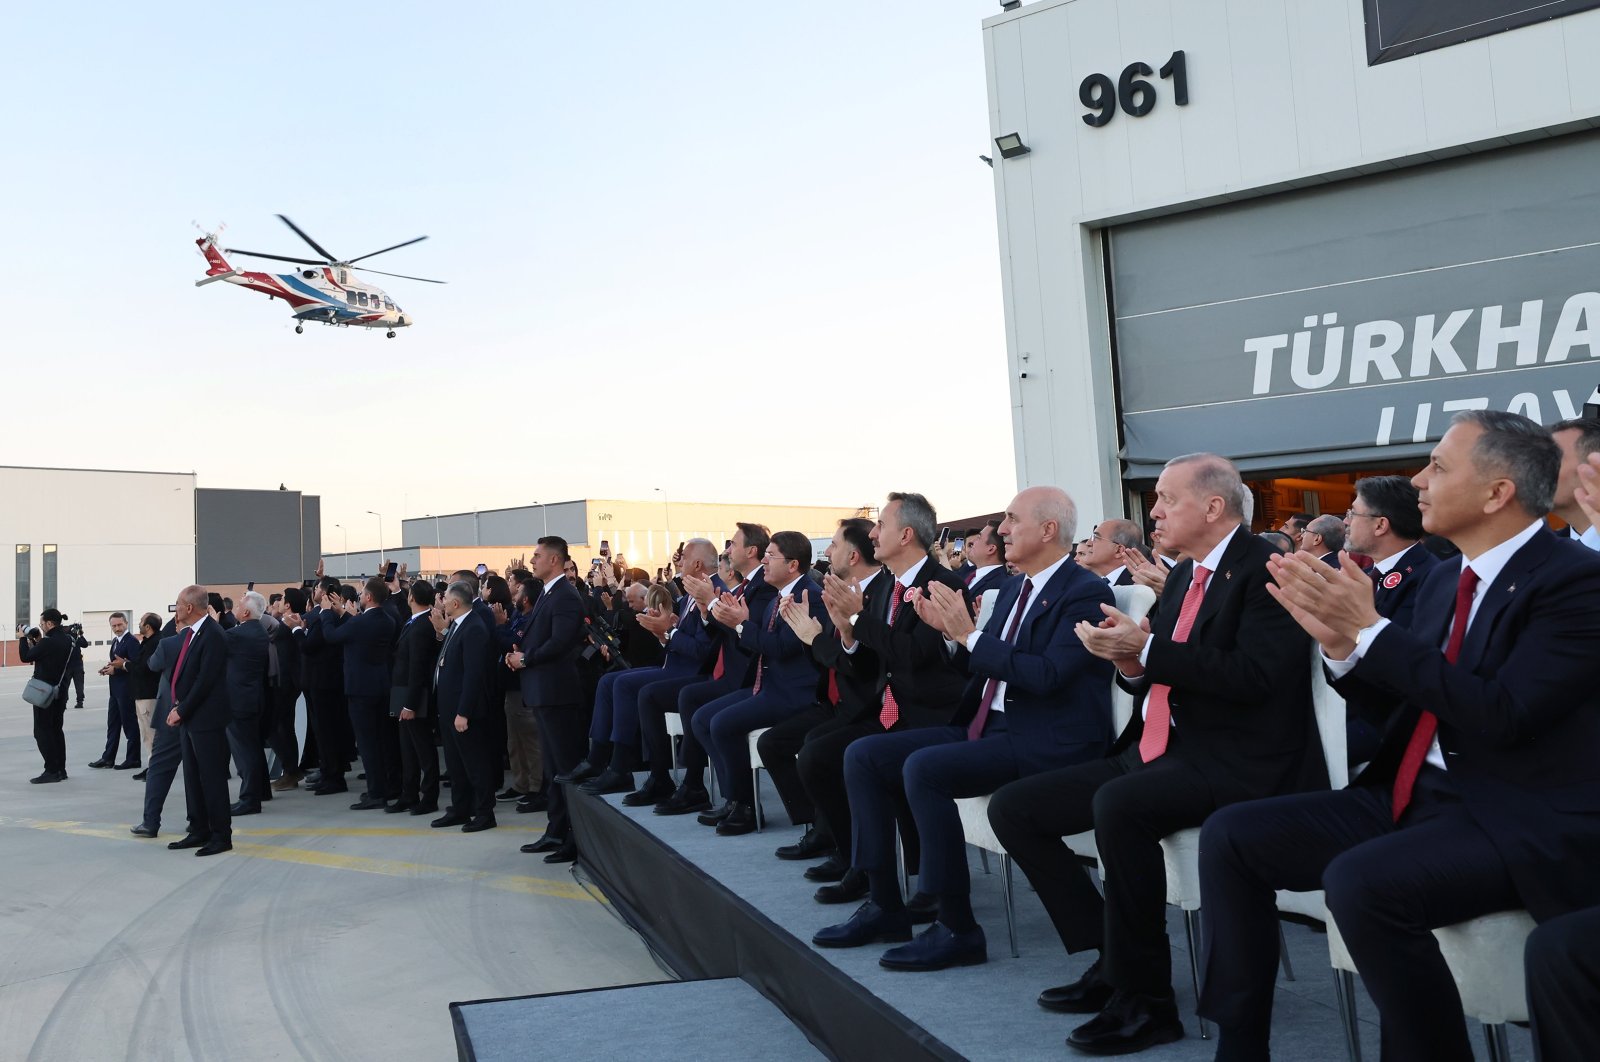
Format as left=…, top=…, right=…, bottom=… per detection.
left=544, top=778, right=1530, bottom=1061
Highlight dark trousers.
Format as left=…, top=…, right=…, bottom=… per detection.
left=848, top=717, right=1051, bottom=899
left=693, top=689, right=814, bottom=805
left=635, top=673, right=708, bottom=781
left=536, top=702, right=587, bottom=841
left=397, top=715, right=440, bottom=806
left=268, top=682, right=300, bottom=776
left=103, top=678, right=139, bottom=763
left=756, top=703, right=833, bottom=826
left=1196, top=772, right=1517, bottom=1062
left=70, top=664, right=84, bottom=708
left=347, top=694, right=392, bottom=798
left=441, top=714, right=495, bottom=820
left=1527, top=905, right=1600, bottom=1062
left=800, top=714, right=919, bottom=865
left=226, top=713, right=269, bottom=807
left=142, top=707, right=182, bottom=832
left=180, top=725, right=233, bottom=843
left=591, top=665, right=680, bottom=753
left=299, top=704, right=320, bottom=773
left=33, top=692, right=68, bottom=773
left=671, top=676, right=744, bottom=787
left=989, top=746, right=1246, bottom=995
left=305, top=686, right=348, bottom=783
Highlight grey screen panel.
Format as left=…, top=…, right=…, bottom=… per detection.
left=197, top=489, right=309, bottom=586
left=1110, top=131, right=1600, bottom=479
left=1363, top=0, right=1600, bottom=64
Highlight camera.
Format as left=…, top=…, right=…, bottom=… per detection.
left=65, top=622, right=84, bottom=639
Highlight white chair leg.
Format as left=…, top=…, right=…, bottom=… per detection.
left=1182, top=909, right=1210, bottom=1040
left=1002, top=854, right=1019, bottom=958
left=979, top=848, right=992, bottom=875
left=751, top=767, right=764, bottom=830
left=1332, top=969, right=1362, bottom=1062
left=895, top=830, right=910, bottom=900
left=670, top=735, right=682, bottom=784
left=1483, top=1023, right=1510, bottom=1062
left=1277, top=922, right=1296, bottom=981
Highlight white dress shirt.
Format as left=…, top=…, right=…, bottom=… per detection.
left=963, top=551, right=1072, bottom=713
left=968, top=563, right=1001, bottom=587
left=1371, top=546, right=1414, bottom=575
left=1103, top=565, right=1127, bottom=586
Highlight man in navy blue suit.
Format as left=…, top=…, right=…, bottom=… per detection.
left=323, top=577, right=399, bottom=809
left=961, top=520, right=1010, bottom=598
left=165, top=585, right=235, bottom=857
left=690, top=530, right=830, bottom=836
left=432, top=580, right=496, bottom=833
left=91, top=613, right=143, bottom=770
left=1198, top=411, right=1600, bottom=1062
left=813, top=486, right=1115, bottom=972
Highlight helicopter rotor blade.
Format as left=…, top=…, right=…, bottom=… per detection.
left=223, top=248, right=326, bottom=266
left=352, top=266, right=447, bottom=284
left=275, top=214, right=339, bottom=263
left=345, top=235, right=429, bottom=265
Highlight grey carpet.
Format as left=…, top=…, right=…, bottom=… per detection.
left=596, top=777, right=1533, bottom=1062
left=456, top=978, right=824, bottom=1061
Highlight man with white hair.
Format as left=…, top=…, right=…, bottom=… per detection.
left=223, top=590, right=272, bottom=815
left=813, top=486, right=1116, bottom=973
left=1298, top=513, right=1346, bottom=568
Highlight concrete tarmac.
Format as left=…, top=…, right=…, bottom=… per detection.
left=0, top=668, right=666, bottom=1061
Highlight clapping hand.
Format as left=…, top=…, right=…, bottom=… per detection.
left=1075, top=605, right=1151, bottom=674
left=713, top=590, right=750, bottom=628
left=1120, top=547, right=1169, bottom=594
left=778, top=590, right=823, bottom=645
left=820, top=573, right=864, bottom=639
left=1264, top=550, right=1378, bottom=660
left=1575, top=452, right=1600, bottom=532
left=638, top=606, right=675, bottom=638
left=915, top=581, right=977, bottom=641
left=682, top=572, right=716, bottom=610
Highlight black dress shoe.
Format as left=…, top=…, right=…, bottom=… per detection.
left=804, top=855, right=849, bottom=882
left=495, top=786, right=523, bottom=802
left=716, top=802, right=757, bottom=836
left=543, top=843, right=577, bottom=864
left=462, top=815, right=497, bottom=833
left=1065, top=990, right=1184, bottom=1056
left=114, top=759, right=141, bottom=771
left=813, top=901, right=914, bottom=948
left=654, top=786, right=713, bottom=816
left=814, top=868, right=870, bottom=904
left=167, top=834, right=207, bottom=850
left=579, top=768, right=635, bottom=795
left=621, top=776, right=676, bottom=807
left=30, top=771, right=65, bottom=784
left=130, top=825, right=158, bottom=838
left=776, top=827, right=834, bottom=861
left=196, top=839, right=233, bottom=857
left=302, top=770, right=323, bottom=786
left=430, top=812, right=469, bottom=828
left=88, top=758, right=114, bottom=769
left=1039, top=957, right=1114, bottom=1014
left=553, top=760, right=600, bottom=785
left=384, top=801, right=414, bottom=814
left=515, top=795, right=548, bottom=814
left=311, top=783, right=349, bottom=796
left=521, top=835, right=563, bottom=854
left=696, top=800, right=736, bottom=827
left=408, top=802, right=439, bottom=816
left=880, top=922, right=988, bottom=971
left=906, top=891, right=939, bottom=926
left=349, top=797, right=388, bottom=811
left=230, top=802, right=262, bottom=816
left=131, top=770, right=148, bottom=781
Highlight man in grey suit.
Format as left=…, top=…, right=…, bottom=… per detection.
left=130, top=618, right=181, bottom=838
left=225, top=591, right=272, bottom=815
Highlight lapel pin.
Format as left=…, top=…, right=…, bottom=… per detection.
left=1224, top=570, right=1232, bottom=580
left=1506, top=583, right=1516, bottom=593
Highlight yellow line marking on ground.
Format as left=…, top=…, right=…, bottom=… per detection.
left=0, top=817, right=593, bottom=902
left=238, top=825, right=543, bottom=838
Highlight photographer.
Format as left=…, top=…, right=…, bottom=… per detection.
left=59, top=615, right=89, bottom=710
left=19, top=609, right=79, bottom=783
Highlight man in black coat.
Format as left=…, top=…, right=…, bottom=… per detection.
left=19, top=609, right=76, bottom=782
left=961, top=521, right=1011, bottom=598
left=267, top=588, right=304, bottom=789
left=166, top=585, right=235, bottom=857
left=389, top=580, right=441, bottom=815
left=295, top=576, right=350, bottom=795
left=508, top=536, right=587, bottom=863
left=988, top=455, right=1322, bottom=1055
left=432, top=579, right=495, bottom=832
left=130, top=618, right=180, bottom=837
left=1198, top=411, right=1600, bottom=1062
left=323, top=577, right=400, bottom=809
left=223, top=592, right=271, bottom=814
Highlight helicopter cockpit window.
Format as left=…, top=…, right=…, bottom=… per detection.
left=383, top=296, right=394, bottom=310
left=358, top=291, right=370, bottom=308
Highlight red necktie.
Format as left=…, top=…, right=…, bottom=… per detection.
left=826, top=628, right=841, bottom=706
left=750, top=596, right=781, bottom=694
left=709, top=582, right=747, bottom=680
left=968, top=578, right=1034, bottom=740
left=1139, top=566, right=1211, bottom=762
left=169, top=627, right=196, bottom=700
left=963, top=569, right=975, bottom=588
left=879, top=585, right=908, bottom=729
left=1392, top=566, right=1480, bottom=820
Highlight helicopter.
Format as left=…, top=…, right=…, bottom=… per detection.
left=194, top=214, right=444, bottom=337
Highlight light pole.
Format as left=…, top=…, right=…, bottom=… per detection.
left=334, top=523, right=349, bottom=577
left=533, top=500, right=548, bottom=539
left=655, top=487, right=672, bottom=567
left=367, top=510, right=384, bottom=565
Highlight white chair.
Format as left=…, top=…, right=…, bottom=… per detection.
left=748, top=727, right=771, bottom=830
left=1327, top=909, right=1535, bottom=1062
left=663, top=713, right=684, bottom=784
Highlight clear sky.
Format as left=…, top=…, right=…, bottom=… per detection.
left=4, top=2, right=1017, bottom=551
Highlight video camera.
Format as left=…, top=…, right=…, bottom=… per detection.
left=581, top=613, right=630, bottom=672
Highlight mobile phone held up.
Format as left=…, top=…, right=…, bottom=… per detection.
left=384, top=561, right=398, bottom=581
left=475, top=563, right=488, bottom=577
left=599, top=540, right=611, bottom=559
left=938, top=526, right=951, bottom=549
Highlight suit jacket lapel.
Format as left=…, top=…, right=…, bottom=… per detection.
left=1457, top=532, right=1549, bottom=666
left=1017, top=561, right=1076, bottom=643
left=1189, top=527, right=1249, bottom=637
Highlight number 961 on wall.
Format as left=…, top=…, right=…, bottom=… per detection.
left=1080, top=50, right=1189, bottom=127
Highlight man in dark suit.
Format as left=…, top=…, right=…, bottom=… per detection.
left=324, top=577, right=400, bottom=809
left=390, top=580, right=441, bottom=815
left=223, top=592, right=271, bottom=815
left=509, top=536, right=587, bottom=861
left=267, top=588, right=305, bottom=790
left=91, top=613, right=143, bottom=770
left=165, top=585, right=235, bottom=857
left=651, top=523, right=777, bottom=815
left=1549, top=416, right=1600, bottom=541
left=961, top=520, right=1011, bottom=598
left=1342, top=475, right=1437, bottom=765
left=814, top=487, right=1116, bottom=973
left=432, top=579, right=495, bottom=832
left=1197, top=411, right=1600, bottom=1062
left=295, top=576, right=350, bottom=795
left=1525, top=903, right=1600, bottom=1062
left=690, top=530, right=830, bottom=836
left=130, top=618, right=180, bottom=837
left=1076, top=519, right=1145, bottom=587
left=1299, top=513, right=1345, bottom=569
left=19, top=610, right=75, bottom=782
left=988, top=455, right=1321, bottom=1055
